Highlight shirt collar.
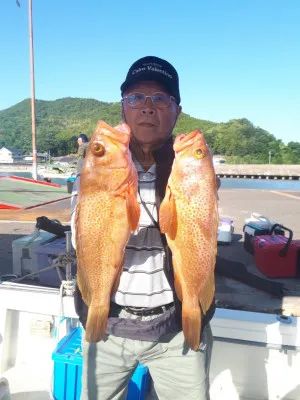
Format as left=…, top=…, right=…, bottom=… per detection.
left=133, top=156, right=156, bottom=175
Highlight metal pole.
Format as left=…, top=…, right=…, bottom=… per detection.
left=28, top=0, right=38, bottom=180
left=269, top=151, right=272, bottom=164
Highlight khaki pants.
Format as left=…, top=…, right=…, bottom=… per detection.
left=81, top=308, right=213, bottom=400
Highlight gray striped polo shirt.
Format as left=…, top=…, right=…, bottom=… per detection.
left=70, top=158, right=174, bottom=309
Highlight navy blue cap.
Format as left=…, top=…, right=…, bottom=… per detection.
left=121, top=56, right=181, bottom=105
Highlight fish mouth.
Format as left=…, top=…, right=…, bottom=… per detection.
left=94, top=121, right=130, bottom=145
left=174, top=130, right=203, bottom=153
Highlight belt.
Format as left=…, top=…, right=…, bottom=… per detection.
left=122, top=302, right=174, bottom=317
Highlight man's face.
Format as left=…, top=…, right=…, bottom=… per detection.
left=78, top=138, right=82, bottom=146
left=122, top=81, right=181, bottom=147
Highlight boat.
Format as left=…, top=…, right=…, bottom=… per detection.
left=0, top=204, right=299, bottom=399
left=1, top=279, right=299, bottom=399
left=37, top=164, right=77, bottom=180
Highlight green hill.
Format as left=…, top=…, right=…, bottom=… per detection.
left=0, top=97, right=299, bottom=164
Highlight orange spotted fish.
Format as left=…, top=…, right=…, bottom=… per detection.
left=75, top=120, right=140, bottom=342
left=159, top=130, right=219, bottom=350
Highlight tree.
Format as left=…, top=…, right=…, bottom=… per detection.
left=0, top=98, right=299, bottom=163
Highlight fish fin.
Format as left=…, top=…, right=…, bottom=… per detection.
left=159, top=186, right=177, bottom=240
left=77, top=271, right=91, bottom=306
left=200, top=272, right=215, bottom=314
left=76, top=246, right=91, bottom=306
left=85, top=301, right=109, bottom=343
left=182, top=301, right=201, bottom=351
left=125, top=185, right=140, bottom=231
left=173, top=259, right=183, bottom=302
left=111, top=256, right=124, bottom=295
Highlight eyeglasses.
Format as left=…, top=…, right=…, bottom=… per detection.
left=122, top=92, right=176, bottom=109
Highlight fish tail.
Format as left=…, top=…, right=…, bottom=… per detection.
left=182, top=302, right=201, bottom=351
left=85, top=302, right=109, bottom=343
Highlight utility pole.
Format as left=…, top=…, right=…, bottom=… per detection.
left=28, top=0, right=38, bottom=180
left=268, top=151, right=272, bottom=164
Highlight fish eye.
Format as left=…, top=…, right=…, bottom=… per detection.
left=93, top=142, right=105, bottom=156
left=194, top=148, right=205, bottom=159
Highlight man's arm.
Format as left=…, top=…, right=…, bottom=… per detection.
left=77, top=145, right=85, bottom=159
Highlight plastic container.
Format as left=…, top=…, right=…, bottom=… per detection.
left=52, top=328, right=150, bottom=400
left=34, top=237, right=76, bottom=287
left=52, top=328, right=82, bottom=400
left=67, top=177, right=76, bottom=194
left=12, top=231, right=57, bottom=277
left=217, top=218, right=234, bottom=244
left=243, top=214, right=285, bottom=255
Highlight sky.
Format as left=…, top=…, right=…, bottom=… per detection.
left=0, top=0, right=299, bottom=144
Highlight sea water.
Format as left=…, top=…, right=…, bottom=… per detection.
left=1, top=171, right=300, bottom=190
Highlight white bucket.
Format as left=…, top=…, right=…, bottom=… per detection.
left=0, top=378, right=11, bottom=400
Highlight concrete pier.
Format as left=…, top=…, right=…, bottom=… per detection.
left=215, top=164, right=300, bottom=180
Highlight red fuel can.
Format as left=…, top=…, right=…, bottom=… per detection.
left=253, top=224, right=300, bottom=278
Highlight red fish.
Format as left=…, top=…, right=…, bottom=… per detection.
left=159, top=130, right=219, bottom=350
left=75, top=120, right=140, bottom=342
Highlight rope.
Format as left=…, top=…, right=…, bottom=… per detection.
left=9, top=252, right=76, bottom=283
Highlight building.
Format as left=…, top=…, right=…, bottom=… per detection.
left=0, top=147, right=23, bottom=163
left=23, top=152, right=49, bottom=163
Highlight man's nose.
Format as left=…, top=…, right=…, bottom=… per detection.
left=141, top=107, right=156, bottom=115
left=140, top=97, right=156, bottom=115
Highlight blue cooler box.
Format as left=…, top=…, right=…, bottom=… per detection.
left=52, top=328, right=151, bottom=400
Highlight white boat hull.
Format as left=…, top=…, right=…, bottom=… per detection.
left=0, top=283, right=299, bottom=400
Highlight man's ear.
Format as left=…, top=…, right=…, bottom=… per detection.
left=176, top=105, right=182, bottom=119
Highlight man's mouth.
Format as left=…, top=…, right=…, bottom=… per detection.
left=138, top=122, right=157, bottom=127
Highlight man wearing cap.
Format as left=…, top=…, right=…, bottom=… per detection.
left=77, top=133, right=89, bottom=163
left=71, top=56, right=217, bottom=400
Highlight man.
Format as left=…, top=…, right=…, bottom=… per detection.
left=71, top=56, right=219, bottom=400
left=77, top=133, right=89, bottom=162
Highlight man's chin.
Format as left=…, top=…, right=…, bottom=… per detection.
left=132, top=138, right=168, bottom=151
left=131, top=132, right=170, bottom=147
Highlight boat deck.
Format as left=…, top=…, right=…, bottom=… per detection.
left=1, top=188, right=300, bottom=399
left=216, top=188, right=300, bottom=316
left=0, top=188, right=300, bottom=316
